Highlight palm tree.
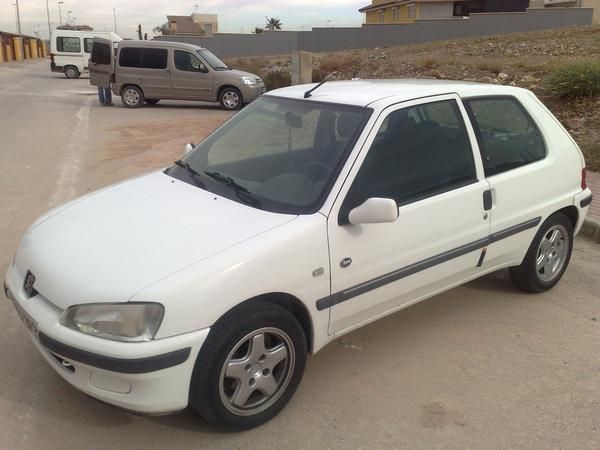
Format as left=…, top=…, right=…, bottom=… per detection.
left=265, top=17, right=282, bottom=31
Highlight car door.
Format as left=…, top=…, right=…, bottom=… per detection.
left=462, top=95, right=550, bottom=267
left=171, top=50, right=214, bottom=100
left=89, top=37, right=113, bottom=87
left=324, top=95, right=491, bottom=335
left=139, top=47, right=172, bottom=98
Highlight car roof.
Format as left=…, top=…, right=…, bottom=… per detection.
left=119, top=40, right=205, bottom=51
left=267, top=79, right=526, bottom=107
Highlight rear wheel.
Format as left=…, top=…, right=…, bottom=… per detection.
left=121, top=86, right=144, bottom=108
left=509, top=213, right=573, bottom=293
left=145, top=99, right=160, bottom=105
left=189, top=301, right=307, bottom=431
left=64, top=66, right=79, bottom=79
left=219, top=87, right=242, bottom=111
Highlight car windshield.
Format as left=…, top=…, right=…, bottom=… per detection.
left=197, top=49, right=228, bottom=70
left=167, top=96, right=371, bottom=214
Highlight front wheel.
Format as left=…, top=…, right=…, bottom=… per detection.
left=121, top=86, right=144, bottom=108
left=189, top=301, right=307, bottom=431
left=509, top=212, right=573, bottom=293
left=219, top=87, right=242, bottom=111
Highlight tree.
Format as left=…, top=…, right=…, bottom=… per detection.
left=153, top=23, right=170, bottom=36
left=265, top=17, right=282, bottom=31
left=253, top=27, right=264, bottom=34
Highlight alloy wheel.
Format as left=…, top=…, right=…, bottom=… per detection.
left=536, top=224, right=569, bottom=282
left=219, top=327, right=294, bottom=416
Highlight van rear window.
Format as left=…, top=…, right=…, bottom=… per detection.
left=57, top=37, right=81, bottom=53
left=119, top=48, right=167, bottom=69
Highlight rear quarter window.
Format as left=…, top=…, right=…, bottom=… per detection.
left=119, top=47, right=142, bottom=68
left=464, top=96, right=546, bottom=177
left=57, top=37, right=81, bottom=53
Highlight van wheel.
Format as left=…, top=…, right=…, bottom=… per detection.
left=189, top=301, right=307, bottom=431
left=509, top=213, right=573, bottom=293
left=145, top=99, right=160, bottom=105
left=219, top=88, right=242, bottom=111
left=121, top=86, right=144, bottom=108
left=64, top=66, right=79, bottom=79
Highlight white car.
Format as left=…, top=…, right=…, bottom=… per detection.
left=4, top=80, right=593, bottom=430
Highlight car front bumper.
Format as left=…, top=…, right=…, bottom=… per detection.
left=4, top=267, right=209, bottom=414
left=240, top=84, right=266, bottom=103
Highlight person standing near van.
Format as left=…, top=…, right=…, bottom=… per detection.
left=97, top=84, right=113, bottom=106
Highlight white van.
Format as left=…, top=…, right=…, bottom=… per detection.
left=50, top=30, right=121, bottom=79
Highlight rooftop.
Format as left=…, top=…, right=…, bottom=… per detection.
left=267, top=79, right=526, bottom=107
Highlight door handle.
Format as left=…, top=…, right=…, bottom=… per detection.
left=483, top=189, right=493, bottom=211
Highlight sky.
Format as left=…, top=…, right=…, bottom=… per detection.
left=0, top=0, right=366, bottom=39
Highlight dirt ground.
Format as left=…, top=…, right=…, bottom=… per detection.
left=1, top=60, right=599, bottom=450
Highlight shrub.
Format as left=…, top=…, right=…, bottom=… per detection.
left=264, top=71, right=291, bottom=91
left=546, top=61, right=600, bottom=98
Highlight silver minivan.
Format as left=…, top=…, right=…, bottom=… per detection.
left=90, top=39, right=265, bottom=110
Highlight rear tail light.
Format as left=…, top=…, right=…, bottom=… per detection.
left=582, top=168, right=587, bottom=190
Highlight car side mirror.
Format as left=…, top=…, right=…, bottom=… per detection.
left=348, top=198, right=399, bottom=225
left=184, top=143, right=195, bottom=156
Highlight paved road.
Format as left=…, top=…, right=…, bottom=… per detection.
left=1, top=60, right=599, bottom=449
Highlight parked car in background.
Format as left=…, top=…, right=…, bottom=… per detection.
left=5, top=80, right=592, bottom=431
left=89, top=39, right=265, bottom=110
left=50, top=30, right=121, bottom=79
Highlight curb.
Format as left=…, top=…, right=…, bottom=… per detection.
left=580, top=218, right=600, bottom=242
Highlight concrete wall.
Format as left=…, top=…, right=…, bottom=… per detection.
left=156, top=8, right=593, bottom=58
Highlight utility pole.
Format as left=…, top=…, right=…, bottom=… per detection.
left=45, top=0, right=52, bottom=37
left=14, top=0, right=25, bottom=60
left=113, top=8, right=117, bottom=34
left=58, top=2, right=64, bottom=25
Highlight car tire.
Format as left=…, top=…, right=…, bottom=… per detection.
left=189, top=301, right=307, bottom=431
left=509, top=212, right=573, bottom=293
left=121, top=86, right=144, bottom=108
left=145, top=99, right=160, bottom=105
left=64, top=66, right=79, bottom=79
left=219, top=87, right=243, bottom=111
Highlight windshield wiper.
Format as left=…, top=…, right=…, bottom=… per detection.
left=204, top=171, right=261, bottom=206
left=173, top=160, right=206, bottom=188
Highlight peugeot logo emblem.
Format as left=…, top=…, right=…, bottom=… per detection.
left=23, top=271, right=37, bottom=298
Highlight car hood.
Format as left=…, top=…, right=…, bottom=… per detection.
left=15, top=171, right=295, bottom=310
left=223, top=69, right=262, bottom=81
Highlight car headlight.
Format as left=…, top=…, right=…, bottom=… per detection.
left=59, top=302, right=164, bottom=342
left=242, top=76, right=261, bottom=86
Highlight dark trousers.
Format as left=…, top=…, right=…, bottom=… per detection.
left=97, top=86, right=112, bottom=105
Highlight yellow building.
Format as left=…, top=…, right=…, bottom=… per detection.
left=359, top=0, right=458, bottom=24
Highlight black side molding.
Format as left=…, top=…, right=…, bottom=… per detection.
left=580, top=194, right=593, bottom=208
left=316, top=217, right=541, bottom=311
left=38, top=333, right=191, bottom=374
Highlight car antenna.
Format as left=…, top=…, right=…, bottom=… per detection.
left=304, top=57, right=361, bottom=99
left=304, top=71, right=337, bottom=99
